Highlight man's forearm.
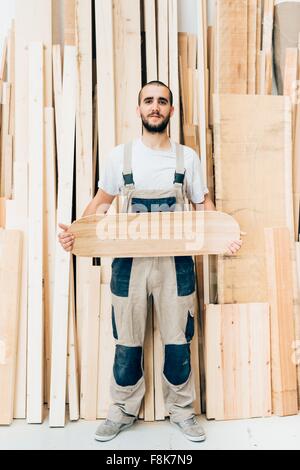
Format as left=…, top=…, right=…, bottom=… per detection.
left=192, top=194, right=216, bottom=212
left=82, top=199, right=112, bottom=217
left=82, top=189, right=116, bottom=218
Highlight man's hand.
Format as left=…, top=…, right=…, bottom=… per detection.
left=225, top=232, right=246, bottom=256
left=58, top=223, right=75, bottom=252
left=225, top=239, right=243, bottom=256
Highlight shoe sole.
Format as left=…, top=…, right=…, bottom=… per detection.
left=94, top=421, right=135, bottom=442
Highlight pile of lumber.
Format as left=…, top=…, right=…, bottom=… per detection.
left=204, top=0, right=300, bottom=420
left=0, top=0, right=207, bottom=427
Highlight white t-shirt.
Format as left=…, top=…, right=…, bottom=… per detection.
left=98, top=138, right=209, bottom=204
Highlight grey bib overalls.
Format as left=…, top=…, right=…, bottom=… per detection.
left=107, top=142, right=197, bottom=424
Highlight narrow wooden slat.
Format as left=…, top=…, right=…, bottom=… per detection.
left=293, top=42, right=300, bottom=241
left=0, top=37, right=8, bottom=80
left=27, top=42, right=44, bottom=424
left=1, top=83, right=11, bottom=197
left=265, top=49, right=273, bottom=95
left=265, top=227, right=298, bottom=416
left=153, top=306, right=165, bottom=421
left=143, top=297, right=155, bottom=422
left=295, top=242, right=300, bottom=403
left=283, top=48, right=298, bottom=97
left=258, top=50, right=266, bottom=94
left=113, top=0, right=141, bottom=144
left=283, top=48, right=298, bottom=139
left=52, top=0, right=63, bottom=45
left=190, top=297, right=201, bottom=415
left=262, top=0, right=274, bottom=51
left=75, top=0, right=93, bottom=382
left=214, top=94, right=294, bottom=303
left=262, top=0, right=274, bottom=93
left=157, top=0, right=169, bottom=84
left=188, top=35, right=197, bottom=70
left=64, top=0, right=76, bottom=46
left=215, top=0, right=248, bottom=94
left=80, top=265, right=100, bottom=420
left=208, top=26, right=214, bottom=127
left=179, top=33, right=188, bottom=124
left=95, top=0, right=116, bottom=421
left=7, top=21, right=15, bottom=137
left=187, top=68, right=193, bottom=124
left=169, top=0, right=180, bottom=141
left=97, top=278, right=115, bottom=418
left=69, top=211, right=240, bottom=258
left=95, top=0, right=116, bottom=168
left=4, top=135, right=13, bottom=200
left=67, top=259, right=80, bottom=422
left=49, top=46, right=76, bottom=428
left=198, top=1, right=211, bottom=307
left=256, top=0, right=262, bottom=93
left=44, top=108, right=57, bottom=406
left=52, top=45, right=63, bottom=163
left=5, top=165, right=28, bottom=420
left=248, top=0, right=257, bottom=94
left=0, top=198, right=5, bottom=228
left=144, top=0, right=157, bottom=82
left=0, top=230, right=22, bottom=425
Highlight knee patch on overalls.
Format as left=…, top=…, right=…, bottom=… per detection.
left=110, top=258, right=133, bottom=297
left=164, top=344, right=191, bottom=386
left=113, top=345, right=143, bottom=387
left=174, top=256, right=196, bottom=296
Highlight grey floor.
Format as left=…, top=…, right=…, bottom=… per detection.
left=1, top=412, right=300, bottom=450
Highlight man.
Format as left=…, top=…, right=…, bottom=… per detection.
left=59, top=81, right=242, bottom=442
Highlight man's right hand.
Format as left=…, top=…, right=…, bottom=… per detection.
left=58, top=223, right=75, bottom=252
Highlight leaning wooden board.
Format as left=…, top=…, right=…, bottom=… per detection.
left=0, top=230, right=22, bottom=425
left=205, top=303, right=271, bottom=421
left=69, top=211, right=240, bottom=258
left=214, top=94, right=294, bottom=304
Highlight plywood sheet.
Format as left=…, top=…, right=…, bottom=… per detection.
left=214, top=94, right=294, bottom=303
left=205, top=303, right=271, bottom=420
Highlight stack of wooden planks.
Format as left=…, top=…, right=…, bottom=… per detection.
left=0, top=0, right=208, bottom=427
left=205, top=0, right=300, bottom=420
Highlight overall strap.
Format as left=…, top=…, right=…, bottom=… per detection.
left=123, top=142, right=135, bottom=187
left=174, top=143, right=186, bottom=186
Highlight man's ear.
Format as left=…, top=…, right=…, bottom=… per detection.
left=136, top=106, right=141, bottom=118
left=170, top=106, right=175, bottom=117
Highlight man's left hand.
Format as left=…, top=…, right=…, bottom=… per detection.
left=225, top=239, right=243, bottom=256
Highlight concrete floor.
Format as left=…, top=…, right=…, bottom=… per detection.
left=1, top=413, right=300, bottom=450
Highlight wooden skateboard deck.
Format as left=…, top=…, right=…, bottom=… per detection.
left=69, top=211, right=241, bottom=258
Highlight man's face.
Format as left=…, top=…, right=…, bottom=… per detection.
left=137, top=85, right=174, bottom=133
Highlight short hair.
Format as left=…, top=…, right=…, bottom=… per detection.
left=138, top=81, right=173, bottom=106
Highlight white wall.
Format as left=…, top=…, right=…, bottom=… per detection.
left=178, top=0, right=215, bottom=31
left=0, top=0, right=15, bottom=56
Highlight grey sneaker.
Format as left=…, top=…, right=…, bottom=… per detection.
left=172, top=416, right=206, bottom=442
left=94, top=418, right=136, bottom=442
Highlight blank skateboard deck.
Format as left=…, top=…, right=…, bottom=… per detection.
left=69, top=211, right=241, bottom=258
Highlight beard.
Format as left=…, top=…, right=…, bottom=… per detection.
left=141, top=113, right=171, bottom=134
